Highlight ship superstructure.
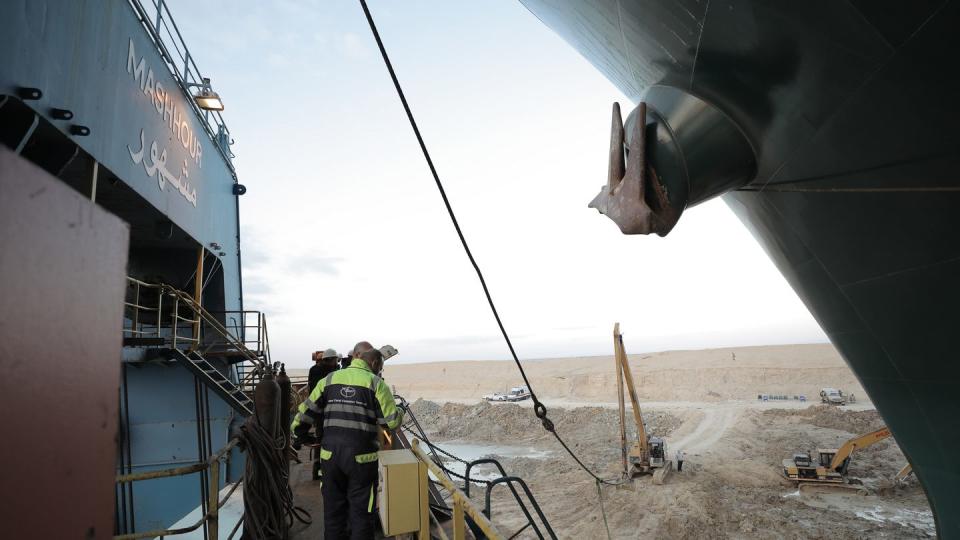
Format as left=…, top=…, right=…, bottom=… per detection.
left=1, top=0, right=262, bottom=535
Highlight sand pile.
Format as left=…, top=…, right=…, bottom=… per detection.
left=760, top=405, right=885, bottom=433
left=380, top=345, right=934, bottom=537
left=408, top=399, right=680, bottom=444
left=412, top=400, right=933, bottom=539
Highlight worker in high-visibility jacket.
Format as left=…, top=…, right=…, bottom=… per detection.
left=292, top=344, right=402, bottom=540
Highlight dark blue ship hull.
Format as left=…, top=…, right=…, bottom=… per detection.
left=520, top=1, right=960, bottom=536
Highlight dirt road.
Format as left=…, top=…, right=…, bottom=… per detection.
left=667, top=404, right=738, bottom=455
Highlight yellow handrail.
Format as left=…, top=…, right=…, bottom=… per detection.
left=410, top=439, right=505, bottom=540
left=124, top=276, right=266, bottom=369
left=114, top=438, right=240, bottom=540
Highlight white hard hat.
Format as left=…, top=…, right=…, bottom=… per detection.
left=379, top=345, right=398, bottom=361
left=321, top=348, right=338, bottom=359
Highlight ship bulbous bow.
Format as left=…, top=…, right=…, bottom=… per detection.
left=590, top=88, right=757, bottom=236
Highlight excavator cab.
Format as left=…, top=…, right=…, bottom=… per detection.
left=649, top=436, right=666, bottom=468
left=817, top=448, right=852, bottom=474
left=818, top=449, right=852, bottom=475
left=817, top=449, right=837, bottom=468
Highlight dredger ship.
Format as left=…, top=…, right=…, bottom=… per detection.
left=1, top=0, right=957, bottom=538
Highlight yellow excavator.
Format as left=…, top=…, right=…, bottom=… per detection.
left=783, top=426, right=892, bottom=483
left=613, top=323, right=671, bottom=484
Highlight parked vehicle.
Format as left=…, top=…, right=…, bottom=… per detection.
left=504, top=385, right=531, bottom=401
left=485, top=385, right=531, bottom=402
left=820, top=388, right=848, bottom=405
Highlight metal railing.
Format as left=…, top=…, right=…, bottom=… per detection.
left=124, top=277, right=200, bottom=348
left=126, top=0, right=236, bottom=174
left=218, top=311, right=266, bottom=354
left=115, top=438, right=240, bottom=540
left=124, top=278, right=269, bottom=386
left=398, top=397, right=554, bottom=539
left=410, top=439, right=505, bottom=540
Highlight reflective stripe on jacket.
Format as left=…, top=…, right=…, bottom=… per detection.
left=291, top=358, right=403, bottom=453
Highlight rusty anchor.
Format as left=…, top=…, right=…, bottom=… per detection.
left=588, top=102, right=681, bottom=236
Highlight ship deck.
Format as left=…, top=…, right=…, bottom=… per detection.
left=288, top=449, right=389, bottom=540
left=288, top=454, right=324, bottom=539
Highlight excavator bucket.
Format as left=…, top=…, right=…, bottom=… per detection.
left=652, top=461, right=673, bottom=485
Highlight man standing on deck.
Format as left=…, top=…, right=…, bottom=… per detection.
left=292, top=345, right=402, bottom=539
left=308, top=349, right=339, bottom=393
left=341, top=341, right=372, bottom=370
left=305, top=348, right=340, bottom=481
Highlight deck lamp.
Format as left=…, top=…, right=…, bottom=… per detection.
left=188, top=78, right=224, bottom=111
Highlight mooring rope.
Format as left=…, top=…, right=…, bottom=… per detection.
left=358, top=0, right=625, bottom=488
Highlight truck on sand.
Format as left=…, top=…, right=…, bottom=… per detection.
left=484, top=385, right=531, bottom=402
left=820, top=388, right=855, bottom=405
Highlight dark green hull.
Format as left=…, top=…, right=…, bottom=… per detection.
left=520, top=1, right=960, bottom=536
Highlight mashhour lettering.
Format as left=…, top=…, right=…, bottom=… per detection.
left=126, top=38, right=202, bottom=169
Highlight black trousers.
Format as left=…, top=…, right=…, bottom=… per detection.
left=321, top=447, right=378, bottom=540
left=677, top=460, right=684, bottom=472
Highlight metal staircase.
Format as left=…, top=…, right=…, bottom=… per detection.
left=123, top=277, right=272, bottom=417
left=167, top=349, right=253, bottom=416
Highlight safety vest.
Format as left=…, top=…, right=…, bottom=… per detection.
left=291, top=358, right=402, bottom=454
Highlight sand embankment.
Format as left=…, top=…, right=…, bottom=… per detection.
left=402, top=400, right=933, bottom=538
left=384, top=343, right=866, bottom=403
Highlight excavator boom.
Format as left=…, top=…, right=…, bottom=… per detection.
left=612, top=323, right=671, bottom=482
left=614, top=324, right=648, bottom=454
left=828, top=426, right=892, bottom=471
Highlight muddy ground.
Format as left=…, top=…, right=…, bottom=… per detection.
left=406, top=400, right=934, bottom=539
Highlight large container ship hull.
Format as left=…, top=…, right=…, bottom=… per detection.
left=520, top=0, right=960, bottom=536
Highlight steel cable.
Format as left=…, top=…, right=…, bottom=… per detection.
left=359, top=0, right=624, bottom=487
left=595, top=480, right=614, bottom=540
left=397, top=404, right=491, bottom=486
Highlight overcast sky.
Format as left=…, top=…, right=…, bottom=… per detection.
left=171, top=0, right=827, bottom=368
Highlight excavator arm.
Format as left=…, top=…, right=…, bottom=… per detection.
left=614, top=323, right=648, bottom=457
left=896, top=463, right=913, bottom=483
left=828, top=426, right=892, bottom=472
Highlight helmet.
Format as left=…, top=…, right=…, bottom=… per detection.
left=379, top=344, right=398, bottom=361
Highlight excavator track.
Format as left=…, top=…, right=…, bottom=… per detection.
left=652, top=461, right=673, bottom=485
left=798, top=482, right=869, bottom=497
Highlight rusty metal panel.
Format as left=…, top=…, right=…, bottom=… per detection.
left=0, top=146, right=129, bottom=539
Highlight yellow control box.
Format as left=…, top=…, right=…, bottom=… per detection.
left=378, top=449, right=429, bottom=537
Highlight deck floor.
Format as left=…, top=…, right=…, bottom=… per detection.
left=287, top=448, right=389, bottom=539
left=288, top=449, right=326, bottom=539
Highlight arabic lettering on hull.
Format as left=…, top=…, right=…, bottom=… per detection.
left=128, top=129, right=198, bottom=207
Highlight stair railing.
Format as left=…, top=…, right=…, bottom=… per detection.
left=124, top=277, right=267, bottom=379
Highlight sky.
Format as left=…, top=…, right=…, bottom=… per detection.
left=169, top=0, right=827, bottom=368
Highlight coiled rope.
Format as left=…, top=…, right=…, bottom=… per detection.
left=238, top=416, right=310, bottom=539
